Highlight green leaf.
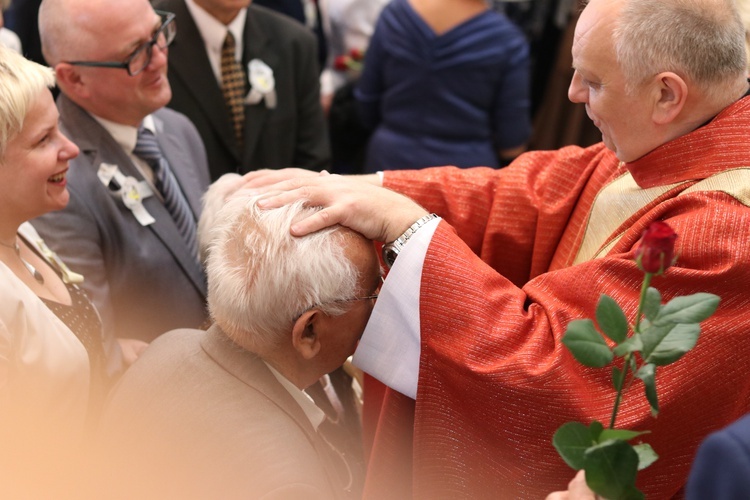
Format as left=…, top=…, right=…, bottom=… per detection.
left=654, top=293, right=720, bottom=325
left=613, top=334, right=643, bottom=357
left=563, top=319, right=614, bottom=367
left=553, top=422, right=595, bottom=470
left=596, top=295, right=629, bottom=343
left=589, top=420, right=604, bottom=442
left=643, top=323, right=700, bottom=366
left=599, top=429, right=650, bottom=442
left=642, top=287, right=662, bottom=322
left=583, top=440, right=644, bottom=500
left=612, top=366, right=622, bottom=391
left=633, top=443, right=659, bottom=471
left=636, top=363, right=659, bottom=416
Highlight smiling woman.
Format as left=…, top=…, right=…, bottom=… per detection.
left=0, top=44, right=110, bottom=496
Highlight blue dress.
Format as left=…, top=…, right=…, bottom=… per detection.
left=355, top=0, right=532, bottom=172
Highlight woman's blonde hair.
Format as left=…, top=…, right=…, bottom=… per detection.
left=0, top=45, right=55, bottom=157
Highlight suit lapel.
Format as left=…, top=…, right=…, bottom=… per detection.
left=241, top=7, right=273, bottom=167
left=165, top=0, right=241, bottom=163
left=57, top=95, right=207, bottom=298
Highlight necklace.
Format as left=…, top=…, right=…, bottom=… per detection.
left=0, top=237, right=45, bottom=284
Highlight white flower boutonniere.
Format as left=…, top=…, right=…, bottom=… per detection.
left=97, top=162, right=156, bottom=226
left=245, top=59, right=277, bottom=109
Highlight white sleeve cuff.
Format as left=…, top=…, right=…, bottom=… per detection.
left=352, top=217, right=440, bottom=400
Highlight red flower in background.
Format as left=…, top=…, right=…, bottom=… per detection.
left=635, top=221, right=678, bottom=274
left=333, top=55, right=350, bottom=71
left=333, top=49, right=366, bottom=72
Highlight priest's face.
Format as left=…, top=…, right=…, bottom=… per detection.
left=568, top=0, right=657, bottom=162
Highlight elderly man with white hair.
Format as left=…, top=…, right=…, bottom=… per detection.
left=95, top=193, right=380, bottom=499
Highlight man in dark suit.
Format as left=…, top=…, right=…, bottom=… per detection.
left=96, top=193, right=378, bottom=499
left=152, top=0, right=330, bottom=181
left=33, top=0, right=211, bottom=375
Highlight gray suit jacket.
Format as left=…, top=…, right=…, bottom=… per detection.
left=32, top=95, right=210, bottom=374
left=152, top=0, right=331, bottom=181
left=96, top=326, right=351, bottom=499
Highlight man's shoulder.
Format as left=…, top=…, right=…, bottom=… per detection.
left=715, top=413, right=750, bottom=450
left=128, top=328, right=206, bottom=368
left=152, top=106, right=199, bottom=131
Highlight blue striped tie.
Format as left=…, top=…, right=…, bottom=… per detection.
left=133, top=128, right=199, bottom=260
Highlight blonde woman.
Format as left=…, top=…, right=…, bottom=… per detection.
left=0, top=45, right=106, bottom=495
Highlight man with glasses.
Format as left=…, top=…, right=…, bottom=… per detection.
left=152, top=0, right=330, bottom=181
left=96, top=193, right=378, bottom=499
left=33, top=0, right=212, bottom=376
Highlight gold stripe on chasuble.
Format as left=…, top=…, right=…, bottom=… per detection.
left=573, top=172, right=684, bottom=265
left=575, top=167, right=750, bottom=265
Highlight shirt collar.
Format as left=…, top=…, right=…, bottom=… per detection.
left=185, top=0, right=247, bottom=62
left=92, top=114, right=156, bottom=154
left=264, top=361, right=326, bottom=431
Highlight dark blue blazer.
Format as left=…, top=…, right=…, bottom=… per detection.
left=686, top=413, right=750, bottom=499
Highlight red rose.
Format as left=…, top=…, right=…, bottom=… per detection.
left=635, top=221, right=678, bottom=274
left=333, top=55, right=350, bottom=71
left=349, top=48, right=364, bottom=61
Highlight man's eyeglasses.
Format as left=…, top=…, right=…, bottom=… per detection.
left=293, top=276, right=384, bottom=321
left=332, top=276, right=385, bottom=304
left=65, top=10, right=176, bottom=77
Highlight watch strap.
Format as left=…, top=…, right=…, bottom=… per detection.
left=382, top=213, right=439, bottom=268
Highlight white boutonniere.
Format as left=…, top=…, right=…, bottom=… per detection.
left=97, top=162, right=156, bottom=226
left=245, top=59, right=277, bottom=109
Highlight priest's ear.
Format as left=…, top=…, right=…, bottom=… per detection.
left=651, top=72, right=688, bottom=125
left=292, top=309, right=321, bottom=360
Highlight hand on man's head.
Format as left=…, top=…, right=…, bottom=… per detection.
left=253, top=173, right=429, bottom=243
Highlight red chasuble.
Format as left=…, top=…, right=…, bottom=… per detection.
left=363, top=96, right=750, bottom=499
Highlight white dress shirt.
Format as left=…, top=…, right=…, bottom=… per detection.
left=185, top=0, right=247, bottom=84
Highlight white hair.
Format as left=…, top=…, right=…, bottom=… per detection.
left=0, top=45, right=55, bottom=157
left=197, top=173, right=244, bottom=264
left=206, top=195, right=361, bottom=352
left=612, top=0, right=747, bottom=102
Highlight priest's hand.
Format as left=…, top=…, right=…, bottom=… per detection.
left=254, top=173, right=428, bottom=243
left=238, top=167, right=322, bottom=189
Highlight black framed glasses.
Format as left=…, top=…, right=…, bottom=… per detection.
left=65, top=10, right=176, bottom=77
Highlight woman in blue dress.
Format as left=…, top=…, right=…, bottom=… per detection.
left=356, top=0, right=532, bottom=172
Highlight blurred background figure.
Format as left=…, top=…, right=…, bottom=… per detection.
left=318, top=0, right=390, bottom=173
left=0, top=45, right=108, bottom=498
left=356, top=0, right=532, bottom=172
left=97, top=194, right=379, bottom=499
left=0, top=0, right=21, bottom=52
left=253, top=0, right=328, bottom=69
left=2, top=0, right=42, bottom=62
